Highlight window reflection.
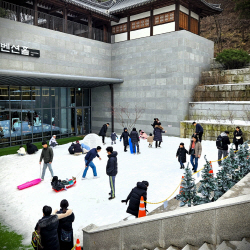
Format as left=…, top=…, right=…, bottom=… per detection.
left=0, top=85, right=9, bottom=110
left=10, top=86, right=21, bottom=109
left=10, top=111, right=21, bottom=141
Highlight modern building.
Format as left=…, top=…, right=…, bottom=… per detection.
left=0, top=0, right=222, bottom=148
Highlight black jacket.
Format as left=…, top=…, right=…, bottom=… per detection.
left=151, top=120, right=160, bottom=128
left=195, top=123, right=203, bottom=134
left=35, top=215, right=59, bottom=250
left=153, top=125, right=165, bottom=142
left=68, top=143, right=74, bottom=154
left=125, top=182, right=147, bottom=217
left=120, top=128, right=129, bottom=146
left=130, top=131, right=139, bottom=143
left=26, top=142, right=38, bottom=154
left=106, top=151, right=118, bottom=176
left=73, top=143, right=82, bottom=153
left=220, top=132, right=231, bottom=150
left=85, top=148, right=100, bottom=166
left=176, top=147, right=189, bottom=163
left=40, top=147, right=53, bottom=163
left=99, top=124, right=108, bottom=136
left=233, top=129, right=243, bottom=145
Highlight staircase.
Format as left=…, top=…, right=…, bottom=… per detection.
left=145, top=238, right=250, bottom=250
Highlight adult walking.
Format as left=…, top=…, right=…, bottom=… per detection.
left=106, top=147, right=118, bottom=200
left=121, top=181, right=149, bottom=218
left=233, top=126, right=243, bottom=151
left=153, top=123, right=166, bottom=148
left=130, top=128, right=140, bottom=154
left=39, top=141, right=54, bottom=181
left=120, top=128, right=129, bottom=152
left=217, top=131, right=230, bottom=166
left=151, top=118, right=160, bottom=128
left=189, top=135, right=202, bottom=172
left=192, top=122, right=204, bottom=142
left=82, top=146, right=102, bottom=179
left=99, top=123, right=109, bottom=145
left=56, top=199, right=75, bottom=250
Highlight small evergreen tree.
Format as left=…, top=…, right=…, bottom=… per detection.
left=197, top=156, right=218, bottom=204
left=176, top=163, right=199, bottom=207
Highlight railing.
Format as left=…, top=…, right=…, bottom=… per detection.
left=0, top=1, right=110, bottom=43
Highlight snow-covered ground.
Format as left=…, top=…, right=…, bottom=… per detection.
left=0, top=136, right=222, bottom=245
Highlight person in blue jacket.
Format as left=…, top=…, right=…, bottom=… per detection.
left=82, top=146, right=102, bottom=180
left=192, top=122, right=204, bottom=142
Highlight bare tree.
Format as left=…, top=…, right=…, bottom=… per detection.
left=112, top=104, right=145, bottom=132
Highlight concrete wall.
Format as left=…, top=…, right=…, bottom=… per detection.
left=92, top=30, right=214, bottom=136
left=82, top=194, right=250, bottom=250
left=0, top=18, right=111, bottom=78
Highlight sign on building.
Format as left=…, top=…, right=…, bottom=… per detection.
left=0, top=43, right=40, bottom=57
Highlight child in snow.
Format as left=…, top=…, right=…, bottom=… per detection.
left=49, top=135, right=58, bottom=147
left=111, top=132, right=118, bottom=145
left=17, top=145, right=26, bottom=156
left=120, top=128, right=129, bottom=152
left=139, top=130, right=148, bottom=139
left=147, top=133, right=154, bottom=148
left=176, top=142, right=189, bottom=169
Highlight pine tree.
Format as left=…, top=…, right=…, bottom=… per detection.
left=197, top=156, right=218, bottom=204
left=176, top=163, right=199, bottom=207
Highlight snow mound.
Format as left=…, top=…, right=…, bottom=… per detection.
left=82, top=133, right=102, bottom=149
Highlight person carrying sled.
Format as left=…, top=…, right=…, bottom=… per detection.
left=121, top=181, right=149, bottom=218
left=176, top=142, right=188, bottom=169
left=120, top=128, right=129, bottom=152
left=99, top=123, right=109, bottom=145
left=130, top=128, right=140, bottom=155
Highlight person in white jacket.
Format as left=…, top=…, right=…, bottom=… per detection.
left=17, top=145, right=26, bottom=156
left=49, top=135, right=58, bottom=147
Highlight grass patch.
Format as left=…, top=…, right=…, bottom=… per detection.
left=0, top=223, right=33, bottom=250
left=0, top=136, right=84, bottom=157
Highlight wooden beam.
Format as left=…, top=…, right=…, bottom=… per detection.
left=188, top=3, right=191, bottom=31
left=198, top=14, right=201, bottom=35
left=88, top=14, right=92, bottom=39
left=103, top=24, right=108, bottom=43
left=150, top=8, right=153, bottom=36
left=33, top=0, right=38, bottom=26
left=73, top=14, right=88, bottom=22
left=48, top=7, right=63, bottom=14
left=127, top=15, right=130, bottom=40
left=175, top=0, right=180, bottom=31
left=63, top=7, right=67, bottom=33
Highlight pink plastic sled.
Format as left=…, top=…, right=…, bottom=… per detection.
left=17, top=178, right=41, bottom=190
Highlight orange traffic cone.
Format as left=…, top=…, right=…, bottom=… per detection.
left=75, top=238, right=81, bottom=250
left=179, top=176, right=184, bottom=194
left=138, top=196, right=146, bottom=218
left=209, top=161, right=214, bottom=176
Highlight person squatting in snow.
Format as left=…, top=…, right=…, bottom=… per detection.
left=139, top=130, right=148, bottom=139
left=111, top=131, right=118, bottom=145
left=17, top=145, right=26, bottom=156
left=39, top=141, right=54, bottom=181
left=82, top=146, right=102, bottom=179
left=49, top=135, right=58, bottom=148
left=120, top=127, right=129, bottom=152
left=35, top=205, right=73, bottom=250
left=106, top=146, right=118, bottom=200
left=121, top=181, right=149, bottom=218
left=176, top=142, right=189, bottom=169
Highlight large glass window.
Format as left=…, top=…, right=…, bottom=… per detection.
left=83, top=89, right=89, bottom=106
left=52, top=108, right=60, bottom=136
left=76, top=108, right=82, bottom=134
left=0, top=85, right=9, bottom=110
left=22, top=87, right=33, bottom=110
left=32, top=87, right=41, bottom=109
left=33, top=109, right=42, bottom=139
left=51, top=87, right=60, bottom=109
left=76, top=88, right=82, bottom=107
left=43, top=109, right=51, bottom=137
left=0, top=111, right=10, bottom=143
left=60, top=88, right=68, bottom=107
left=10, top=86, right=21, bottom=109
left=83, top=108, right=90, bottom=134
left=22, top=110, right=32, bottom=140
left=42, top=87, right=50, bottom=108
left=70, top=88, right=75, bottom=107
left=10, top=110, right=21, bottom=141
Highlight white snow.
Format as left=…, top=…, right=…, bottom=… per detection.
left=0, top=136, right=222, bottom=245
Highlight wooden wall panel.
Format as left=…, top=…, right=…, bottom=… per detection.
left=179, top=11, right=188, bottom=30
left=154, top=11, right=174, bottom=26
left=190, top=17, right=198, bottom=34
left=131, top=17, right=150, bottom=31
left=112, top=23, right=127, bottom=34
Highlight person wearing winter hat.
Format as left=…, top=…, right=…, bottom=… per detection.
left=217, top=131, right=230, bottom=166
left=121, top=181, right=149, bottom=218
left=49, top=135, right=58, bottom=148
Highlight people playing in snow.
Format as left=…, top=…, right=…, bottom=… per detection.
left=130, top=127, right=141, bottom=155
left=68, top=143, right=75, bottom=155
left=106, top=146, right=118, bottom=200
left=35, top=205, right=72, bottom=250
left=81, top=142, right=90, bottom=153
left=217, top=131, right=230, bottom=166
left=121, top=181, right=149, bottom=218
left=26, top=142, right=38, bottom=154
left=192, top=122, right=204, bottom=142
left=189, top=135, right=202, bottom=172
left=153, top=122, right=166, bottom=148
left=147, top=133, right=154, bottom=148
left=99, top=123, right=109, bottom=145
left=111, top=131, right=118, bottom=145
left=120, top=127, right=129, bottom=152
left=176, top=142, right=189, bottom=169
left=39, top=141, right=54, bottom=181
left=73, top=140, right=83, bottom=155
left=49, top=135, right=58, bottom=147
left=139, top=130, right=148, bottom=139
left=233, top=126, right=243, bottom=151
left=17, top=145, right=26, bottom=156
left=56, top=199, right=75, bottom=250
left=82, top=146, right=102, bottom=180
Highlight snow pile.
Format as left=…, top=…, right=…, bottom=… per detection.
left=0, top=136, right=221, bottom=245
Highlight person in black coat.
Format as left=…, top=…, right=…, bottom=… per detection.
left=176, top=142, right=189, bottom=169
left=153, top=123, right=166, bottom=148
left=56, top=200, right=75, bottom=250
left=26, top=142, right=38, bottom=154
left=120, top=127, right=129, bottom=152
left=217, top=131, right=231, bottom=166
left=106, top=147, right=118, bottom=200
left=99, top=123, right=110, bottom=145
left=121, top=181, right=149, bottom=218
left=233, top=126, right=243, bottom=151
left=68, top=143, right=74, bottom=154
left=151, top=118, right=160, bottom=128
left=193, top=122, right=204, bottom=142
left=73, top=140, right=83, bottom=154
left=130, top=128, right=140, bottom=154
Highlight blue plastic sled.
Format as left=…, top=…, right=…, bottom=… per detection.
left=129, top=138, right=136, bottom=154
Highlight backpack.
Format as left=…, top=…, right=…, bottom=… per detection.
left=216, top=135, right=223, bottom=149
left=31, top=226, right=43, bottom=250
